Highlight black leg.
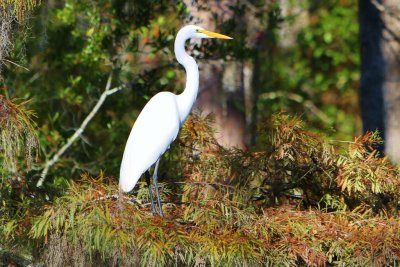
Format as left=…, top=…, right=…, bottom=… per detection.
left=153, top=159, right=164, bottom=217
left=145, top=170, right=156, bottom=214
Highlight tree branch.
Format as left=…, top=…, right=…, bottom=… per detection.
left=36, top=73, right=122, bottom=187
left=3, top=58, right=30, bottom=71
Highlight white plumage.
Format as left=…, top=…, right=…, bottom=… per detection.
left=119, top=92, right=180, bottom=192
left=119, top=25, right=231, bottom=215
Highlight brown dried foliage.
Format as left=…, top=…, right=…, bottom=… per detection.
left=10, top=113, right=400, bottom=266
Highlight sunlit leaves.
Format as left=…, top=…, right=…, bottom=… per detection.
left=336, top=132, right=400, bottom=211
left=260, top=0, right=359, bottom=140
left=30, top=178, right=400, bottom=266
left=24, top=113, right=400, bottom=265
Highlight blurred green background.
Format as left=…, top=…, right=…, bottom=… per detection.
left=1, top=0, right=359, bottom=185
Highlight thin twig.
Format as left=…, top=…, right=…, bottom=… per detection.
left=172, top=181, right=235, bottom=189
left=90, top=193, right=191, bottom=207
left=3, top=58, right=30, bottom=71
left=328, top=140, right=356, bottom=144
left=36, top=73, right=123, bottom=187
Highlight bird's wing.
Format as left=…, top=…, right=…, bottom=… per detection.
left=119, top=92, right=180, bottom=192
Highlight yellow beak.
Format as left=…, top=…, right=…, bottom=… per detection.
left=199, top=29, right=233, bottom=39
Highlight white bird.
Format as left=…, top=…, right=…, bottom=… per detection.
left=119, top=25, right=232, bottom=217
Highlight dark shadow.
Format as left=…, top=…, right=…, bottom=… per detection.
left=359, top=0, right=385, bottom=154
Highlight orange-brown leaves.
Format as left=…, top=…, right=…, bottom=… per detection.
left=25, top=113, right=400, bottom=266
left=0, top=95, right=38, bottom=173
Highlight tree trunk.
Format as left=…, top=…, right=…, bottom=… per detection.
left=359, top=0, right=400, bottom=161
left=183, top=0, right=247, bottom=149
left=380, top=0, right=400, bottom=162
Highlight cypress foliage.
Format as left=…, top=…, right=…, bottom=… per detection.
left=22, top=113, right=400, bottom=266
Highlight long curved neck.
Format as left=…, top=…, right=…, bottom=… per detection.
left=175, top=31, right=199, bottom=125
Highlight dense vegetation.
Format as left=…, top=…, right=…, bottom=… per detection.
left=3, top=114, right=400, bottom=266
left=1, top=0, right=400, bottom=266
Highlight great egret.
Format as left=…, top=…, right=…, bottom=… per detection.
left=119, top=25, right=232, bottom=217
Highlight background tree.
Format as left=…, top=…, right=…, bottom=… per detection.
left=359, top=0, right=400, bottom=162
left=183, top=0, right=248, bottom=149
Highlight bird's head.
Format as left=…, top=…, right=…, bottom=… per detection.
left=180, top=25, right=232, bottom=40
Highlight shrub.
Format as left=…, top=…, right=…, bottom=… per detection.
left=26, top=113, right=400, bottom=266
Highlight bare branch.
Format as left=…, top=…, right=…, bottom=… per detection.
left=3, top=58, right=30, bottom=71
left=36, top=73, right=123, bottom=187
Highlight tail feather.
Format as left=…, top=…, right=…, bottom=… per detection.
left=119, top=163, right=143, bottom=192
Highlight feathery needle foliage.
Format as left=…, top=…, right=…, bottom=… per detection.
left=0, top=95, right=38, bottom=174
left=29, top=176, right=400, bottom=266
left=26, top=113, right=400, bottom=266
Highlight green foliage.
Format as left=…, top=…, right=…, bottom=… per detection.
left=2, top=0, right=361, bottom=184
left=22, top=113, right=400, bottom=266
left=258, top=0, right=360, bottom=140
left=2, top=0, right=185, bottom=184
